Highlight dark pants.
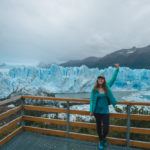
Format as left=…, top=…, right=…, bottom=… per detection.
left=94, top=113, right=110, bottom=141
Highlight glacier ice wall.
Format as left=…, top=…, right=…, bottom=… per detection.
left=0, top=64, right=150, bottom=99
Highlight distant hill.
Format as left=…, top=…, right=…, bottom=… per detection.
left=60, top=45, right=150, bottom=69
left=60, top=56, right=100, bottom=68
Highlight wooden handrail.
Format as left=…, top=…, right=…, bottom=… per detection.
left=21, top=95, right=150, bottom=149
left=0, top=95, right=149, bottom=106
left=130, top=140, right=150, bottom=149
left=0, top=116, right=22, bottom=134
left=22, top=95, right=150, bottom=106
left=21, top=95, right=89, bottom=103
left=22, top=115, right=67, bottom=126
left=0, top=126, right=23, bottom=146
left=23, top=105, right=67, bottom=113
left=0, top=106, right=22, bottom=121
left=0, top=96, right=21, bottom=106
left=22, top=115, right=150, bottom=135
left=0, top=96, right=150, bottom=149
left=23, top=105, right=150, bottom=121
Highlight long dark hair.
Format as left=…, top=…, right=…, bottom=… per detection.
left=94, top=76, right=107, bottom=93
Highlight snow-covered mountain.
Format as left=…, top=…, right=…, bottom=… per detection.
left=0, top=64, right=150, bottom=99
left=60, top=45, right=150, bottom=69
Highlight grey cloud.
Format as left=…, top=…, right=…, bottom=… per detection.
left=0, top=0, right=150, bottom=64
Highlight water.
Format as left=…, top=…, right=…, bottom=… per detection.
left=55, top=90, right=150, bottom=115
left=55, top=90, right=150, bottom=102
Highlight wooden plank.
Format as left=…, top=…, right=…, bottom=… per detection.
left=69, top=110, right=127, bottom=119
left=1, top=95, right=150, bottom=106
left=23, top=115, right=98, bottom=129
left=70, top=121, right=127, bottom=133
left=22, top=115, right=126, bottom=132
left=23, top=105, right=67, bottom=113
left=70, top=111, right=150, bottom=121
left=21, top=95, right=150, bottom=106
left=0, top=106, right=22, bottom=121
left=23, top=126, right=126, bottom=145
left=120, top=101, right=150, bottom=106
left=23, top=126, right=67, bottom=137
left=131, top=114, right=150, bottom=121
left=23, top=115, right=96, bottom=129
left=21, top=95, right=89, bottom=103
left=130, top=140, right=150, bottom=149
left=69, top=110, right=128, bottom=119
left=110, top=125, right=150, bottom=135
left=68, top=131, right=98, bottom=142
left=0, top=96, right=21, bottom=106
left=79, top=110, right=148, bottom=121
left=24, top=105, right=126, bottom=118
left=107, top=137, right=126, bottom=145
left=110, top=113, right=127, bottom=119
left=23, top=115, right=150, bottom=135
left=111, top=113, right=150, bottom=121
left=0, top=116, right=22, bottom=134
left=22, top=115, right=67, bottom=126
left=69, top=110, right=90, bottom=115
left=23, top=105, right=150, bottom=121
left=70, top=121, right=96, bottom=129
left=0, top=126, right=23, bottom=146
left=69, top=132, right=126, bottom=145
left=130, top=127, right=150, bottom=135
left=22, top=125, right=150, bottom=149
left=109, top=125, right=126, bottom=132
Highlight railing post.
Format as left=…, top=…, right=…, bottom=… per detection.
left=66, top=101, right=70, bottom=150
left=126, top=105, right=131, bottom=149
left=21, top=97, right=25, bottom=127
left=66, top=101, right=70, bottom=137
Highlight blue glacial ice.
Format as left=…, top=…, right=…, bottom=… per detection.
left=0, top=64, right=150, bottom=99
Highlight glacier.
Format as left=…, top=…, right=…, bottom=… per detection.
left=0, top=64, right=150, bottom=99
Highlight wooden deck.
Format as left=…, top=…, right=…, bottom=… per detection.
left=0, top=131, right=142, bottom=150
left=0, top=96, right=149, bottom=149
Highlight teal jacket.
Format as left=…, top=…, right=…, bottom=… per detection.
left=90, top=68, right=119, bottom=113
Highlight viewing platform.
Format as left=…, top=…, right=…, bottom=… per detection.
left=0, top=96, right=150, bottom=150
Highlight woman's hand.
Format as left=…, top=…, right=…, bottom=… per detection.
left=90, top=112, right=93, bottom=116
left=114, top=64, right=120, bottom=68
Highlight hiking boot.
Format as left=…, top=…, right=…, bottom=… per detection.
left=98, top=141, right=104, bottom=150
left=102, top=139, right=108, bottom=149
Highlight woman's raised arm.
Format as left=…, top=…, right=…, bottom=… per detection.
left=107, top=64, right=120, bottom=87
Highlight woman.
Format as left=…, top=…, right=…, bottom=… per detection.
left=90, top=64, right=120, bottom=150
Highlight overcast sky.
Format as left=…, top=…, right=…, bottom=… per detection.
left=0, top=0, right=150, bottom=65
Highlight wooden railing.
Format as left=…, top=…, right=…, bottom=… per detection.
left=0, top=95, right=150, bottom=149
